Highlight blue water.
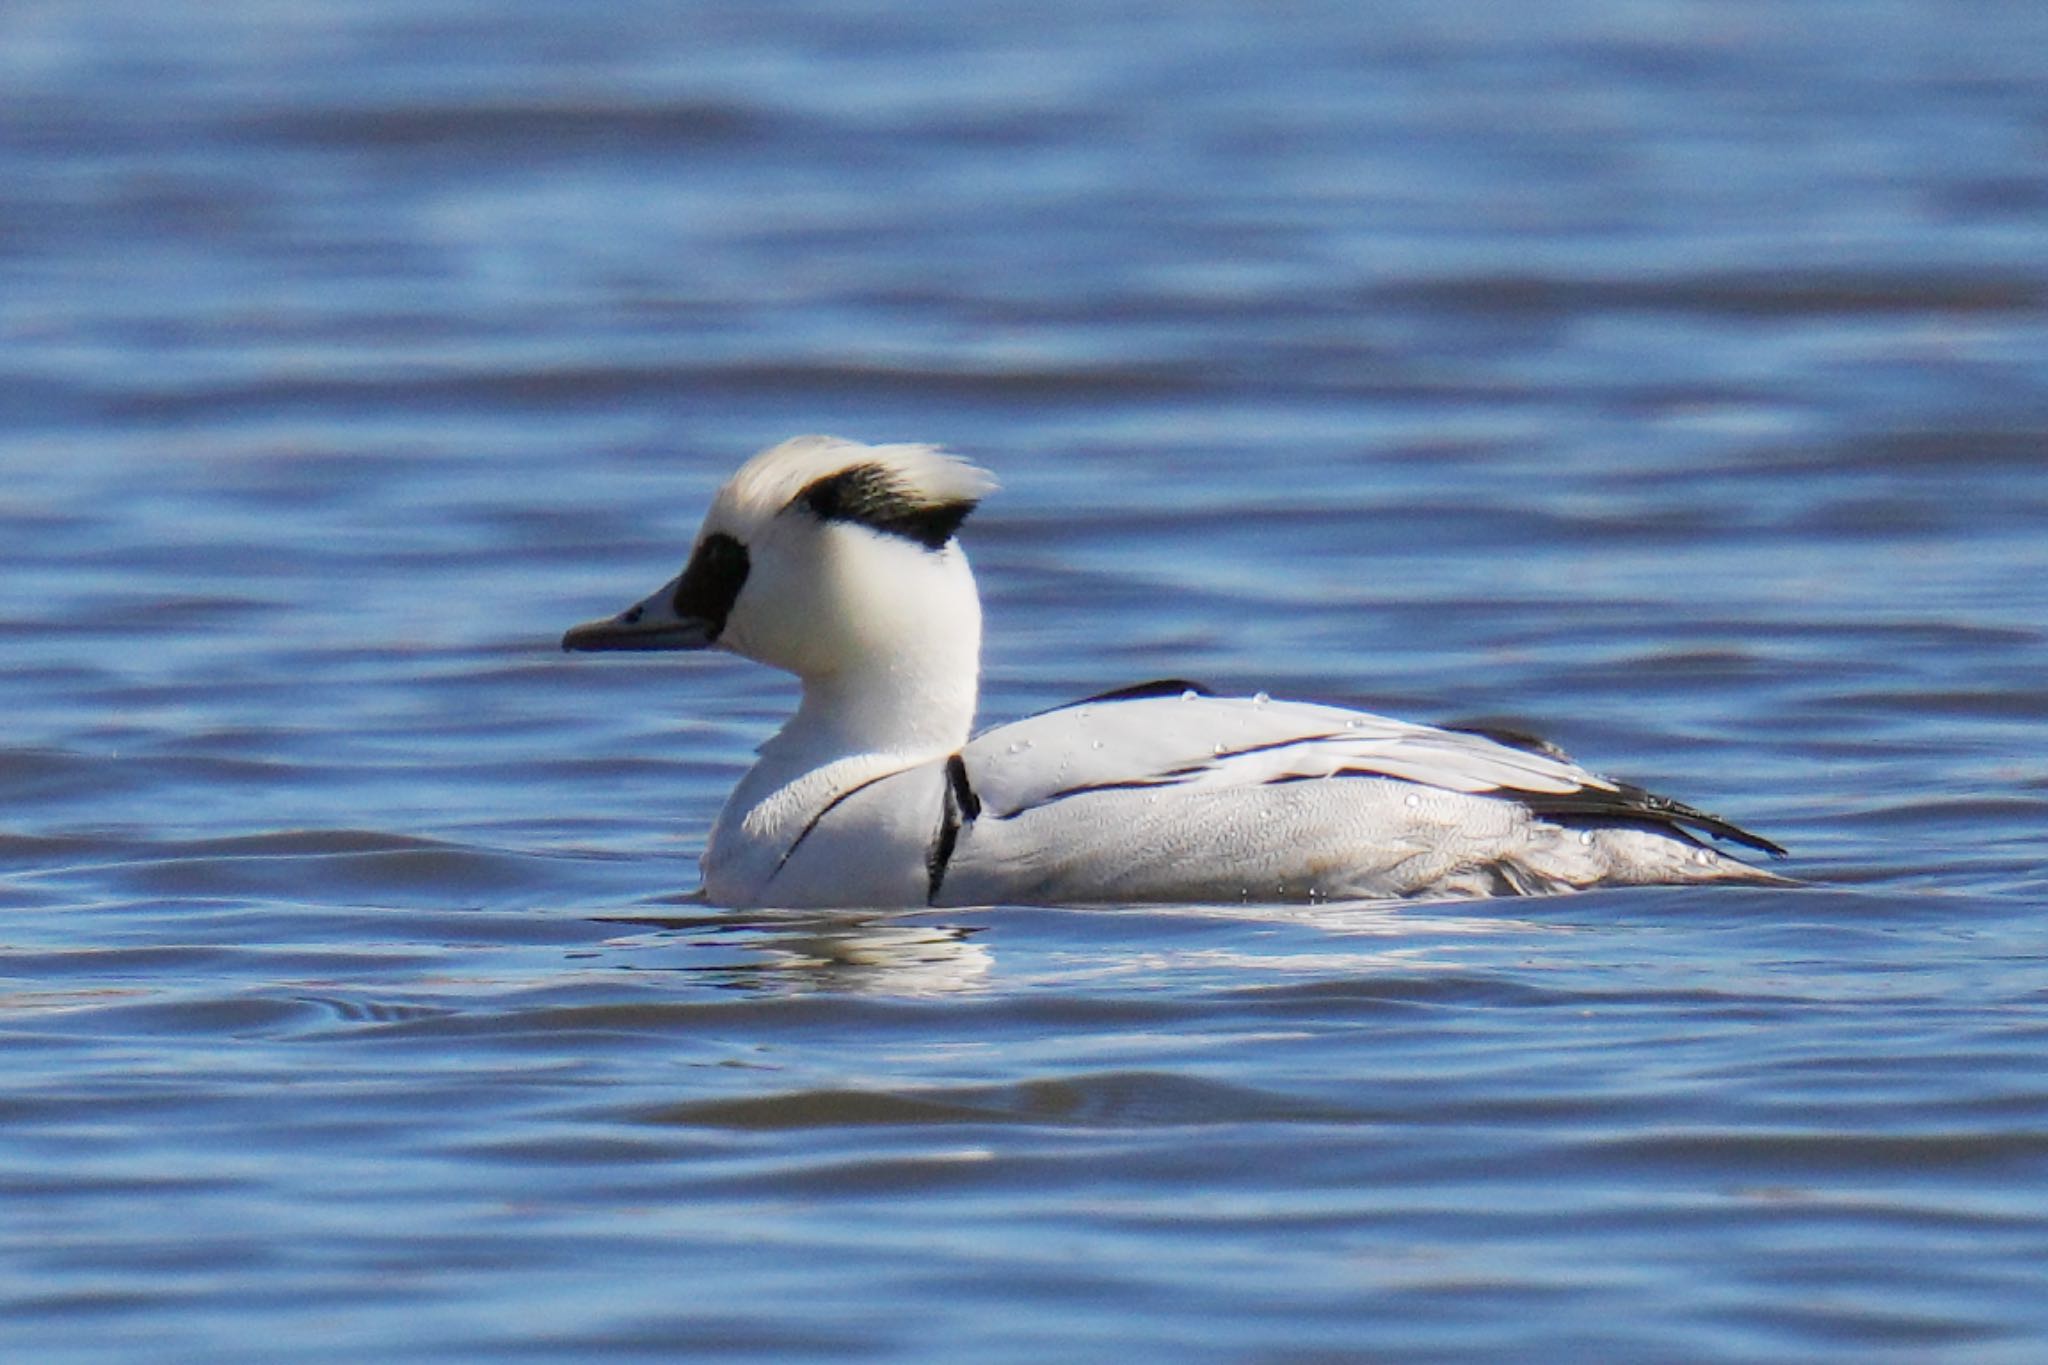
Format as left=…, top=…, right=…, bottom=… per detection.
left=5, top=1, right=2048, bottom=1359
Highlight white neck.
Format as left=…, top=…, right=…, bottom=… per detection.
left=779, top=647, right=980, bottom=763
left=748, top=538, right=985, bottom=772
left=711, top=582, right=982, bottom=862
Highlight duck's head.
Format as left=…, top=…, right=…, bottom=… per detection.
left=563, top=436, right=996, bottom=685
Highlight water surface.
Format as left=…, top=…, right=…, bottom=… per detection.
left=5, top=1, right=2048, bottom=1359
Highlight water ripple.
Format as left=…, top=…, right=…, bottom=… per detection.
left=5, top=0, right=2048, bottom=1358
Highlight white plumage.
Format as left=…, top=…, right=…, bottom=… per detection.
left=564, top=436, right=1787, bottom=908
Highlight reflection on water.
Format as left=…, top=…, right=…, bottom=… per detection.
left=583, top=898, right=1573, bottom=1000
left=593, top=909, right=997, bottom=996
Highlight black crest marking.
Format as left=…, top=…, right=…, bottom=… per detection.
left=793, top=462, right=978, bottom=550
left=672, top=532, right=750, bottom=638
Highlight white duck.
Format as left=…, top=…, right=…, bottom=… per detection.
left=564, top=435, right=1787, bottom=908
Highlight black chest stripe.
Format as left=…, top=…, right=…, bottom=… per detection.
left=946, top=752, right=981, bottom=820
left=926, top=754, right=980, bottom=904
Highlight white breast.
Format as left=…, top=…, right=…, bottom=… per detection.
left=702, top=757, right=948, bottom=909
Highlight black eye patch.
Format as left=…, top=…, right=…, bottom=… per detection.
left=793, top=463, right=977, bottom=551
left=672, top=532, right=750, bottom=638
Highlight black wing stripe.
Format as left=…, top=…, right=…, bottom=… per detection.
left=1437, top=720, right=1574, bottom=762
left=1517, top=783, right=1787, bottom=857
left=1008, top=733, right=1352, bottom=813
left=1019, top=679, right=1215, bottom=720
left=1258, top=767, right=1786, bottom=857
left=1073, top=678, right=1214, bottom=704
left=1013, top=777, right=1184, bottom=811
left=978, top=717, right=1787, bottom=860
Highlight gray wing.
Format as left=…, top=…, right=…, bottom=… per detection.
left=960, top=685, right=1782, bottom=855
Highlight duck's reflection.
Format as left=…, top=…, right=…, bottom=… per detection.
left=590, top=905, right=995, bottom=997
left=590, top=894, right=1553, bottom=999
